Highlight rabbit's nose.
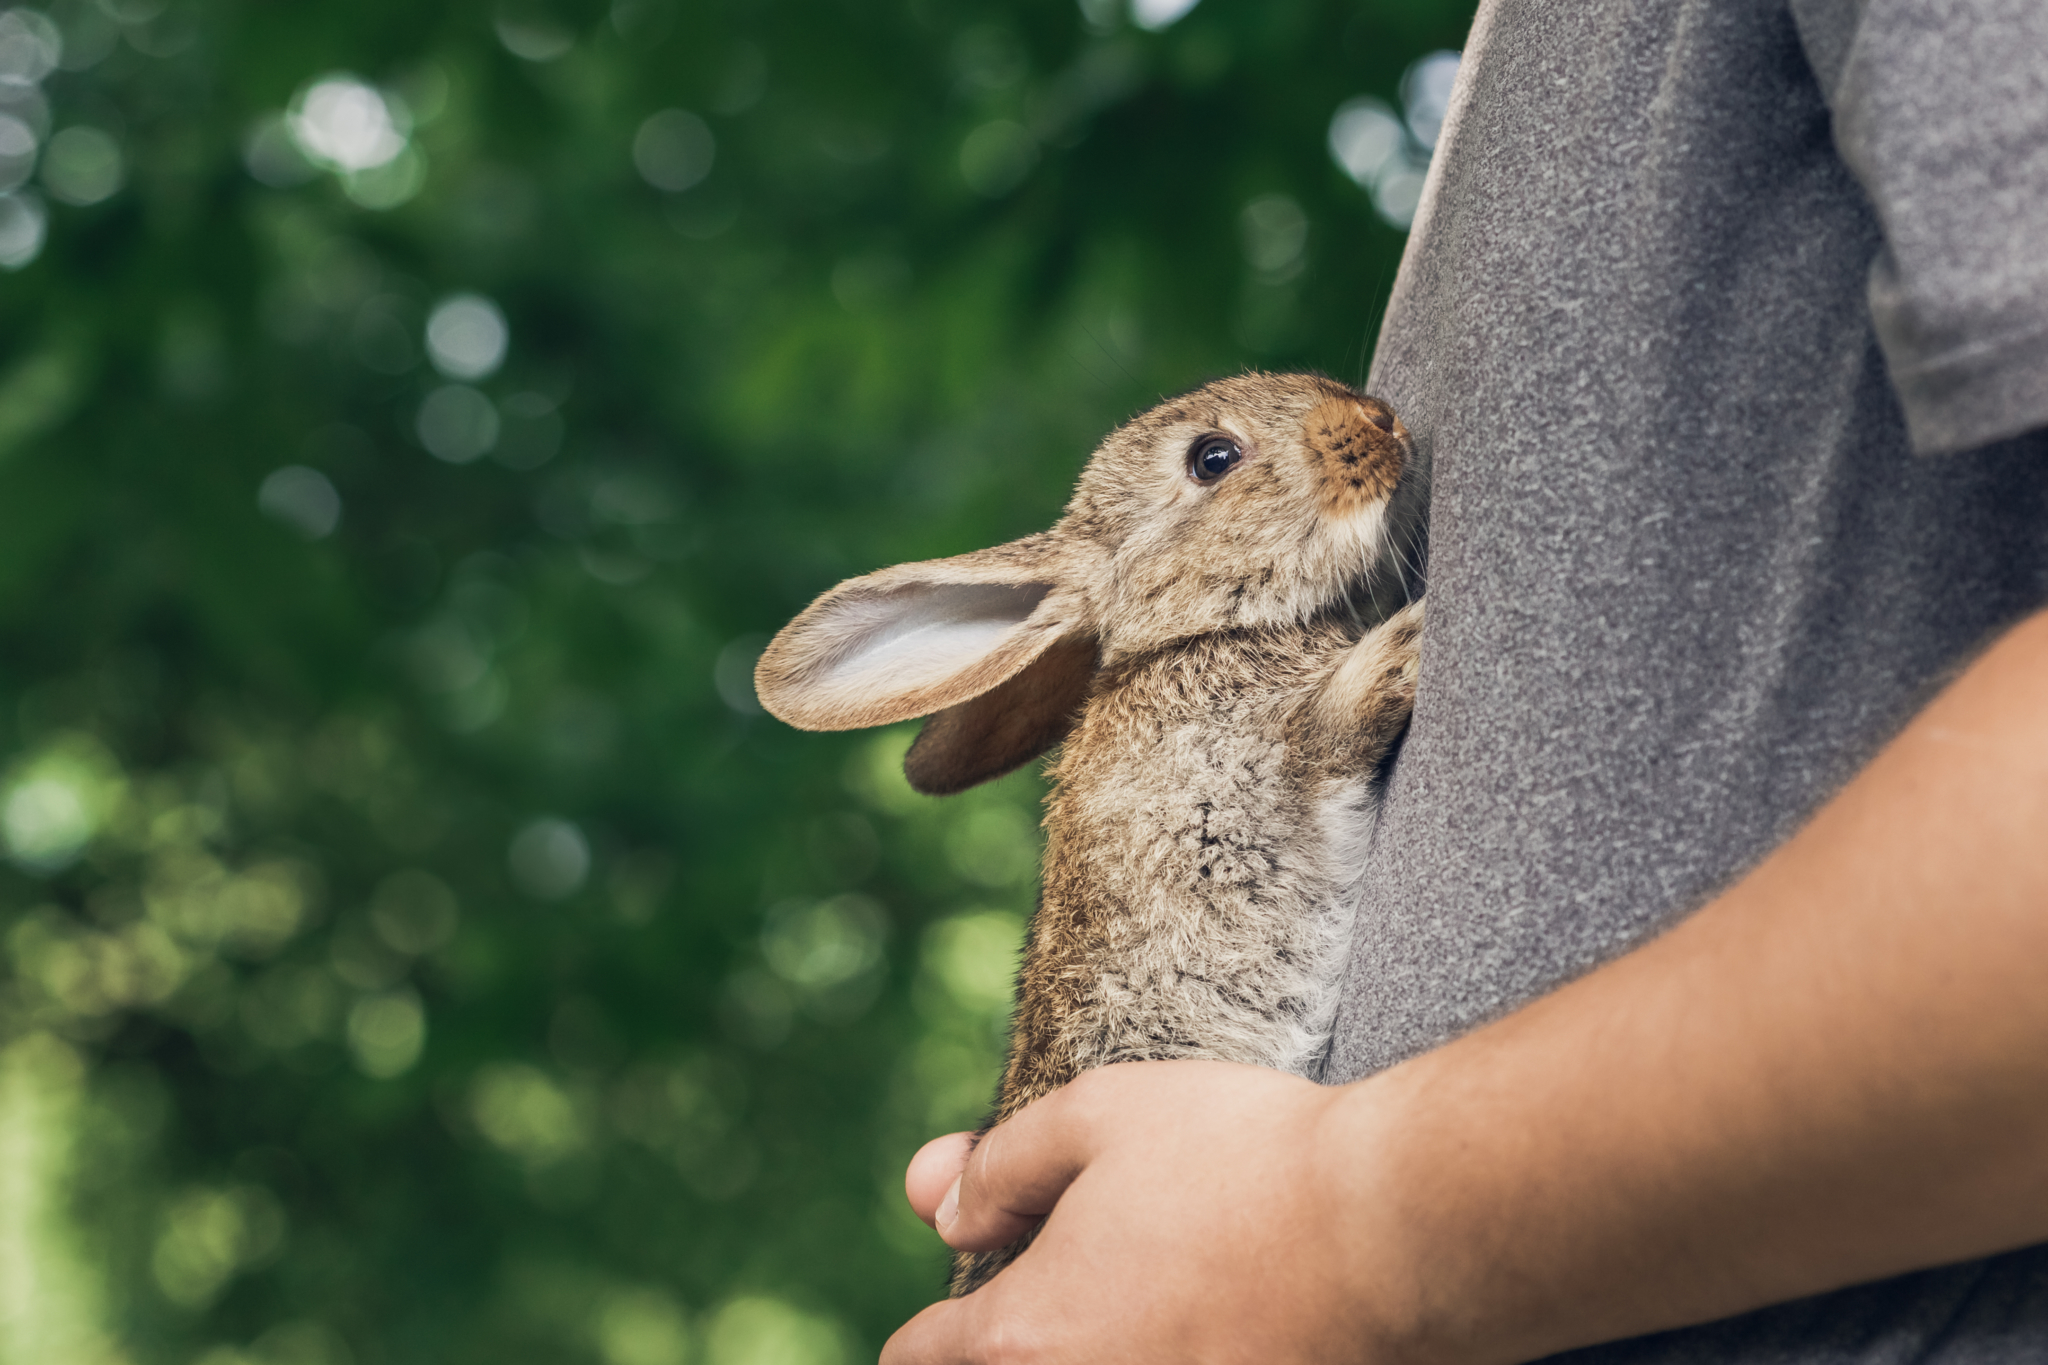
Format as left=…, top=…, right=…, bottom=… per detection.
left=1306, top=396, right=1404, bottom=513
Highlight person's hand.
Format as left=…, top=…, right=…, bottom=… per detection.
left=883, top=1059, right=1423, bottom=1365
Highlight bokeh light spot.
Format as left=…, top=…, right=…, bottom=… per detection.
left=496, top=8, right=575, bottom=62
left=590, top=469, right=679, bottom=526
left=346, top=988, right=426, bottom=1078
left=958, top=119, right=1036, bottom=197
left=0, top=111, right=36, bottom=191
left=2, top=776, right=88, bottom=867
left=0, top=1034, right=122, bottom=1358
left=51, top=2, right=117, bottom=70
left=1327, top=97, right=1403, bottom=187
left=242, top=112, right=317, bottom=187
left=509, top=817, right=590, bottom=899
left=0, top=80, right=48, bottom=141
left=417, top=385, right=500, bottom=463
left=761, top=895, right=888, bottom=989
left=235, top=1322, right=355, bottom=1365
left=1327, top=51, right=1460, bottom=230
left=472, top=1062, right=584, bottom=1162
left=1130, top=0, right=1201, bottom=31
left=595, top=1287, right=691, bottom=1365
left=943, top=804, right=1039, bottom=888
left=288, top=76, right=409, bottom=173
left=1239, top=193, right=1308, bottom=278
left=215, top=860, right=319, bottom=959
left=632, top=109, right=714, bottom=193
left=703, top=1297, right=848, bottom=1365
left=713, top=636, right=766, bottom=715
left=0, top=8, right=61, bottom=84
left=1401, top=49, right=1462, bottom=149
left=39, top=124, right=118, bottom=204
left=342, top=144, right=426, bottom=210
left=406, top=614, right=491, bottom=694
left=425, top=294, right=509, bottom=380
left=0, top=736, right=123, bottom=874
left=0, top=189, right=42, bottom=267
left=257, top=465, right=342, bottom=540
left=369, top=869, right=460, bottom=954
left=151, top=1186, right=285, bottom=1309
left=921, top=910, right=1024, bottom=1014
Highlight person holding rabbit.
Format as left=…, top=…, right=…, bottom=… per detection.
left=863, top=0, right=2048, bottom=1361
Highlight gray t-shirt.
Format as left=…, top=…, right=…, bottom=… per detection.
left=1327, top=0, right=2048, bottom=1358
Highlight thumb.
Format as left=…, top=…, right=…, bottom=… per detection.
left=942, top=1077, right=1102, bottom=1253
left=905, top=1131, right=975, bottom=1228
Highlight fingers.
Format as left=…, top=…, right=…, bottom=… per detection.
left=906, top=1131, right=977, bottom=1228
left=883, top=1274, right=1052, bottom=1365
left=881, top=1296, right=980, bottom=1365
left=887, top=1063, right=1320, bottom=1363
left=941, top=1071, right=1111, bottom=1252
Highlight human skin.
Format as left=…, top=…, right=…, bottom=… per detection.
left=883, top=607, right=2048, bottom=1364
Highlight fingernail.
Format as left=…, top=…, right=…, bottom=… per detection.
left=936, top=1175, right=961, bottom=1232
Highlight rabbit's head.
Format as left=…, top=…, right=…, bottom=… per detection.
left=755, top=373, right=1413, bottom=793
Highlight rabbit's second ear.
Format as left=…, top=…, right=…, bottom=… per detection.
left=902, top=631, right=1095, bottom=794
left=754, top=535, right=1084, bottom=733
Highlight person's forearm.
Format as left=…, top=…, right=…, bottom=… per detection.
left=1330, top=609, right=2048, bottom=1363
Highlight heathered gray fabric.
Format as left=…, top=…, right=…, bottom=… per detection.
left=1324, top=0, right=2048, bottom=1358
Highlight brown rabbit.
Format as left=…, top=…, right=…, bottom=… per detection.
left=755, top=372, right=1425, bottom=1294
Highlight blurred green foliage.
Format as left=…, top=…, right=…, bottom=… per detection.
left=0, top=0, right=1474, bottom=1360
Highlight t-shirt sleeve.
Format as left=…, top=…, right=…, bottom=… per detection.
left=1791, top=0, right=2048, bottom=456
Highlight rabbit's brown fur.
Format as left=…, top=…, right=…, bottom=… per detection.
left=755, top=372, right=1425, bottom=1296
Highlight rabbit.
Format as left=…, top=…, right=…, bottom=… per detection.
left=754, top=372, right=1426, bottom=1295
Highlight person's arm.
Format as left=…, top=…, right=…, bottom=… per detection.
left=884, top=607, right=2048, bottom=1365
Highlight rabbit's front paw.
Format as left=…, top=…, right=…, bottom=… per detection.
left=1299, top=600, right=1425, bottom=774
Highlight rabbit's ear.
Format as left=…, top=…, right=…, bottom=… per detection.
left=754, top=533, right=1090, bottom=736
left=901, top=631, right=1096, bottom=794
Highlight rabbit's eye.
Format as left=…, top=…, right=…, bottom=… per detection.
left=1188, top=437, right=1242, bottom=484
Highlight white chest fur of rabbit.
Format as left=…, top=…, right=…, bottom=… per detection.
left=755, top=372, right=1425, bottom=1294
